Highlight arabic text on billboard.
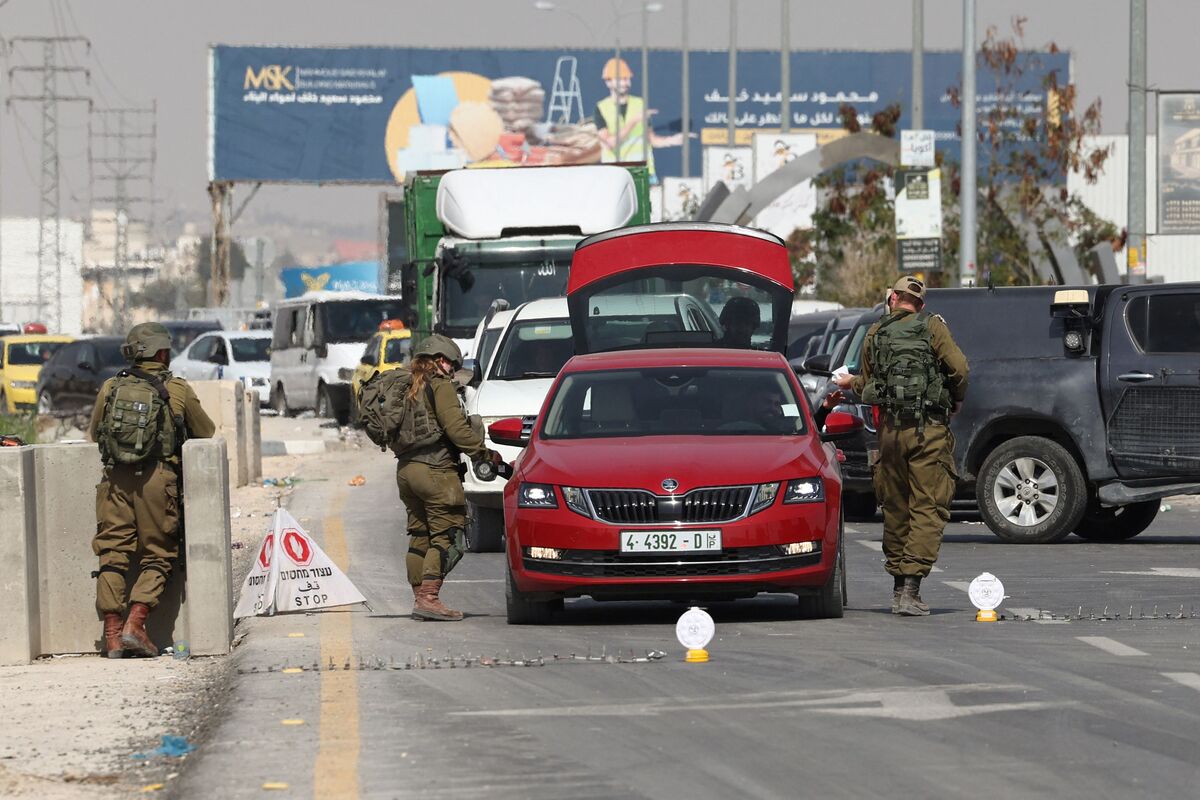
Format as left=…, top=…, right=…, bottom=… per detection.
left=1158, top=93, right=1200, bottom=235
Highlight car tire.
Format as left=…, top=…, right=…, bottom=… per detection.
left=37, top=390, right=53, bottom=415
left=316, top=384, right=334, bottom=419
left=467, top=505, right=505, bottom=553
left=976, top=436, right=1087, bottom=544
left=843, top=491, right=877, bottom=521
left=798, top=534, right=845, bottom=619
left=270, top=384, right=290, bottom=416
left=505, top=561, right=560, bottom=625
left=0, top=389, right=8, bottom=414
left=1073, top=499, right=1159, bottom=542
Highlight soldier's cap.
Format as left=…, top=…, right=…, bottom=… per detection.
left=121, top=322, right=173, bottom=361
left=891, top=275, right=927, bottom=301
left=414, top=334, right=463, bottom=367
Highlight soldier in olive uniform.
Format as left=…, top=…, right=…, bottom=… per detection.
left=835, top=277, right=968, bottom=616
left=395, top=335, right=497, bottom=621
left=90, top=323, right=215, bottom=657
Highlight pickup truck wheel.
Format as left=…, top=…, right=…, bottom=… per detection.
left=843, top=491, right=877, bottom=521
left=1073, top=500, right=1159, bottom=542
left=316, top=385, right=334, bottom=419
left=270, top=384, right=290, bottom=416
left=977, top=437, right=1086, bottom=544
left=466, top=505, right=505, bottom=553
left=505, top=561, right=560, bottom=625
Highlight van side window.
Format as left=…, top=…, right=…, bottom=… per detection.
left=1127, top=294, right=1200, bottom=353
left=273, top=310, right=293, bottom=351
left=290, top=308, right=306, bottom=348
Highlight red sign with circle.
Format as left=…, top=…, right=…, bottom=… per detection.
left=282, top=529, right=313, bottom=566
left=258, top=533, right=274, bottom=570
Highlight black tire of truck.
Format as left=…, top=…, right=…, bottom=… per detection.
left=467, top=504, right=505, bottom=553
left=1073, top=499, right=1160, bottom=542
left=976, top=436, right=1087, bottom=544
left=843, top=491, right=878, bottom=522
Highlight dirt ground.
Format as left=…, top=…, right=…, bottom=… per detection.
left=0, top=421, right=363, bottom=798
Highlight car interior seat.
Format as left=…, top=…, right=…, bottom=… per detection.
left=588, top=382, right=639, bottom=434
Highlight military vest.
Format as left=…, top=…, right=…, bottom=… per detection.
left=358, top=368, right=444, bottom=456
left=860, top=312, right=952, bottom=429
left=96, top=368, right=183, bottom=466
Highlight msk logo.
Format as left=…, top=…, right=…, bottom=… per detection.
left=244, top=65, right=295, bottom=91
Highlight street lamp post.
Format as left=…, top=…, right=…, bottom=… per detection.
left=682, top=0, right=690, bottom=177
left=781, top=0, right=790, bottom=133
left=640, top=3, right=663, bottom=163
left=728, top=0, right=737, bottom=145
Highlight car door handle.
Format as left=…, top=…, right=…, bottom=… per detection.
left=1118, top=371, right=1156, bottom=383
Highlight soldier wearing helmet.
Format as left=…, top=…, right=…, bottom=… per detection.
left=394, top=334, right=499, bottom=621
left=717, top=296, right=762, bottom=349
left=88, top=322, right=215, bottom=658
left=594, top=57, right=683, bottom=180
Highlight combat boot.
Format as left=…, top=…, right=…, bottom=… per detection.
left=412, top=579, right=464, bottom=621
left=119, top=602, right=160, bottom=657
left=895, top=576, right=930, bottom=617
left=890, top=576, right=904, bottom=614
left=102, top=613, right=125, bottom=659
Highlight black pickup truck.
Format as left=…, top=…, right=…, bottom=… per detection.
left=806, top=283, right=1200, bottom=543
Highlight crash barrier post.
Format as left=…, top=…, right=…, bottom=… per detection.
left=0, top=439, right=233, bottom=665
left=243, top=388, right=262, bottom=483
left=192, top=379, right=259, bottom=487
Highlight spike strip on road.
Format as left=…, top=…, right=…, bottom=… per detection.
left=235, top=648, right=670, bottom=674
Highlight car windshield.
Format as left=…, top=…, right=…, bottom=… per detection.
left=542, top=366, right=806, bottom=439
left=318, top=300, right=407, bottom=343
left=230, top=337, right=271, bottom=362
left=491, top=319, right=574, bottom=380
left=441, top=252, right=573, bottom=338
left=6, top=341, right=66, bottom=366
left=383, top=337, right=412, bottom=364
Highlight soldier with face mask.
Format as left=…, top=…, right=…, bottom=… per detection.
left=90, top=323, right=215, bottom=657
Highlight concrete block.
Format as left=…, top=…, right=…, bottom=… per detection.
left=180, top=439, right=233, bottom=656
left=0, top=446, right=39, bottom=665
left=192, top=380, right=247, bottom=487
left=32, top=442, right=103, bottom=656
left=243, top=389, right=262, bottom=483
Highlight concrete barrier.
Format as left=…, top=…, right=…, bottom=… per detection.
left=242, top=388, right=262, bottom=484
left=192, top=379, right=259, bottom=487
left=0, top=439, right=233, bottom=664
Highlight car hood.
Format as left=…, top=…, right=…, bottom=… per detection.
left=522, top=435, right=828, bottom=493
left=470, top=377, right=555, bottom=417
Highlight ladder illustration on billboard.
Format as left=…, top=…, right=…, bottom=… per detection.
left=547, top=56, right=584, bottom=125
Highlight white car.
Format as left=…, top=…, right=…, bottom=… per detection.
left=172, top=330, right=273, bottom=405
left=462, top=297, right=572, bottom=552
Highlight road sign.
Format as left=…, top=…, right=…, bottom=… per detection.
left=895, top=167, right=943, bottom=272
left=901, top=129, right=936, bottom=167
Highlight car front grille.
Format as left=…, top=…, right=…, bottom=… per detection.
left=585, top=486, right=754, bottom=525
left=523, top=545, right=822, bottom=578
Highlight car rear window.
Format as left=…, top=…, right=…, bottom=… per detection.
left=542, top=367, right=806, bottom=439
left=6, top=341, right=66, bottom=366
left=231, top=337, right=272, bottom=362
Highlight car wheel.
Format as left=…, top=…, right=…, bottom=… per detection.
left=270, top=384, right=290, bottom=416
left=798, top=535, right=845, bottom=619
left=467, top=505, right=505, bottom=553
left=505, top=560, right=560, bottom=625
left=37, top=390, right=53, bottom=415
left=316, top=385, right=334, bottom=419
left=843, top=491, right=877, bottom=521
left=348, top=391, right=361, bottom=427
left=0, top=389, right=8, bottom=414
left=1073, top=499, right=1159, bottom=542
left=976, top=436, right=1086, bottom=544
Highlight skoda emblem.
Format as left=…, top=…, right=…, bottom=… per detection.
left=661, top=478, right=679, bottom=493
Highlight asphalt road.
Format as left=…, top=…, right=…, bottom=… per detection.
left=175, top=448, right=1200, bottom=799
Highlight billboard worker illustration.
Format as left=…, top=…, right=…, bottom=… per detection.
left=595, top=58, right=682, bottom=181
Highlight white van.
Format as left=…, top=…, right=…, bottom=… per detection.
left=269, top=291, right=408, bottom=422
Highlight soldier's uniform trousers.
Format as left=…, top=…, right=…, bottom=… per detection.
left=93, top=461, right=180, bottom=613
left=873, top=420, right=956, bottom=578
left=396, top=461, right=467, bottom=586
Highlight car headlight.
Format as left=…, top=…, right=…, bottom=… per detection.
left=10, top=380, right=36, bottom=390
left=517, top=482, right=558, bottom=509
left=749, top=482, right=780, bottom=514
left=784, top=477, right=825, bottom=504
left=561, top=486, right=591, bottom=517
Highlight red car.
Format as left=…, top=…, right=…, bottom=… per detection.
left=493, top=223, right=862, bottom=624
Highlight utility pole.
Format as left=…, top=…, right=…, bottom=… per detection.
left=727, top=0, right=737, bottom=144
left=90, top=103, right=157, bottom=333
left=959, top=0, right=977, bottom=286
left=7, top=36, right=90, bottom=331
left=912, top=0, right=924, bottom=128
left=641, top=3, right=650, bottom=163
left=681, top=0, right=690, bottom=177
left=1128, top=0, right=1147, bottom=284
left=781, top=0, right=790, bottom=133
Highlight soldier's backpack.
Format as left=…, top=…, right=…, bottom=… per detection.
left=860, top=312, right=952, bottom=430
left=96, top=368, right=182, bottom=465
left=357, top=368, right=444, bottom=454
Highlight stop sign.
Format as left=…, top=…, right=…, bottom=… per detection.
left=282, top=529, right=313, bottom=566
left=258, top=533, right=274, bottom=570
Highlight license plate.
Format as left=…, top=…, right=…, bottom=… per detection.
left=620, top=530, right=721, bottom=554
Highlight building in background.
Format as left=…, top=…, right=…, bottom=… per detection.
left=0, top=218, right=85, bottom=336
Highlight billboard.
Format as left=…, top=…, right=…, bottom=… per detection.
left=210, top=46, right=1068, bottom=185
left=1158, top=93, right=1200, bottom=235
left=280, top=261, right=379, bottom=298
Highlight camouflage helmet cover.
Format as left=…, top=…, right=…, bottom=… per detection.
left=121, top=322, right=173, bottom=361
left=414, top=334, right=463, bottom=367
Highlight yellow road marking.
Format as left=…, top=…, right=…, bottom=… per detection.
left=282, top=667, right=303, bottom=674
left=262, top=783, right=289, bottom=791
left=140, top=785, right=164, bottom=793
left=314, top=492, right=359, bottom=799
left=281, top=718, right=305, bottom=726
left=288, top=632, right=306, bottom=638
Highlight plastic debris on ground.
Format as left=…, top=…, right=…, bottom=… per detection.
left=131, top=735, right=195, bottom=759
left=1160, top=503, right=1172, bottom=512
left=348, top=475, right=366, bottom=486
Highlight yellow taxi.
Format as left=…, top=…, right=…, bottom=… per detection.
left=1, top=334, right=74, bottom=413
left=346, top=320, right=413, bottom=421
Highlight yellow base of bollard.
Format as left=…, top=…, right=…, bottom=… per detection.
left=685, top=649, right=710, bottom=662
left=976, top=609, right=998, bottom=622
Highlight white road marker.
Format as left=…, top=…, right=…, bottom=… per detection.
left=857, top=540, right=883, bottom=551
left=1163, top=672, right=1200, bottom=691
left=1077, top=636, right=1148, bottom=657
left=1102, top=568, right=1200, bottom=578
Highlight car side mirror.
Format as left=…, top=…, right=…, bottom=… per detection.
left=801, top=353, right=833, bottom=377
left=488, top=416, right=529, bottom=448
left=78, top=361, right=94, bottom=372
left=820, top=410, right=864, bottom=442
